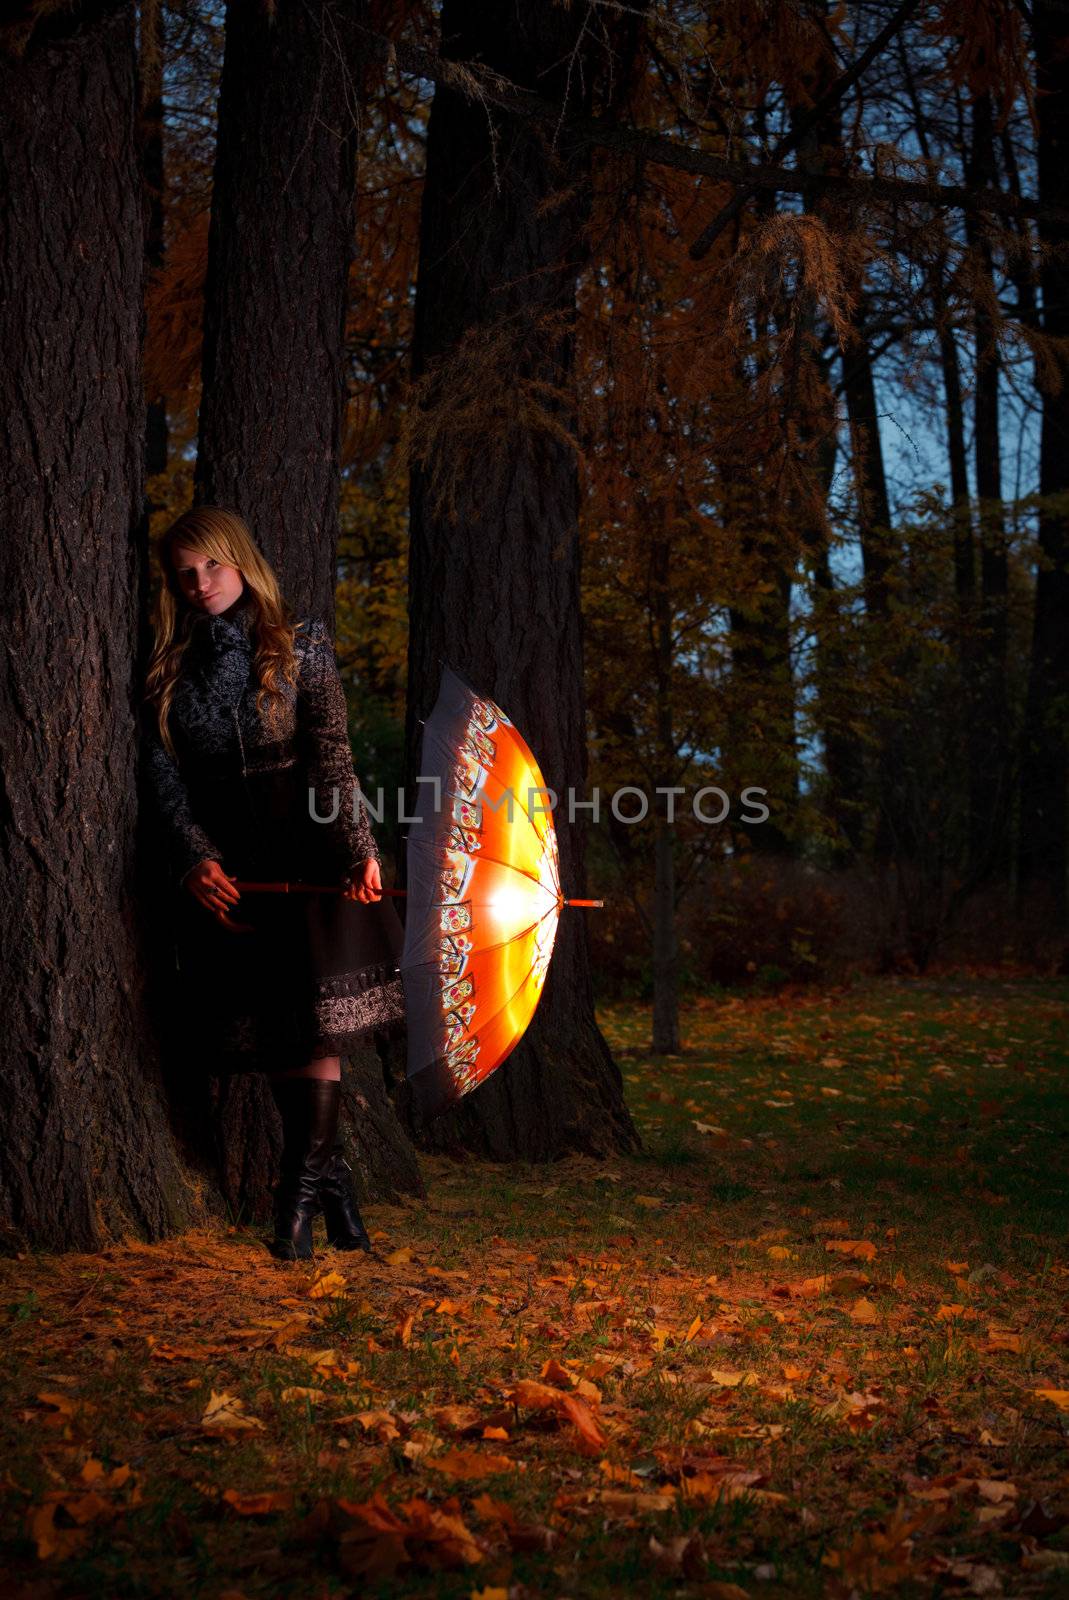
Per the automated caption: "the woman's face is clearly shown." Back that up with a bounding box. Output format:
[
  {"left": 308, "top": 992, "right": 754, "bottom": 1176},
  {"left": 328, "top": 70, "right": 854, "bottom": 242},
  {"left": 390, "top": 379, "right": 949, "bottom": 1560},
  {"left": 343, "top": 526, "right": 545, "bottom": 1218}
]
[{"left": 171, "top": 544, "right": 245, "bottom": 615}]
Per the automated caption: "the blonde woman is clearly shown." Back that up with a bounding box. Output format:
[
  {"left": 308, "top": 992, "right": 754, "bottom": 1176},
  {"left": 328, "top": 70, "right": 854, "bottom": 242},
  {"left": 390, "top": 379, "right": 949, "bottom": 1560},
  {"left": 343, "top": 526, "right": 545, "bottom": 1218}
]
[{"left": 142, "top": 506, "right": 405, "bottom": 1260}]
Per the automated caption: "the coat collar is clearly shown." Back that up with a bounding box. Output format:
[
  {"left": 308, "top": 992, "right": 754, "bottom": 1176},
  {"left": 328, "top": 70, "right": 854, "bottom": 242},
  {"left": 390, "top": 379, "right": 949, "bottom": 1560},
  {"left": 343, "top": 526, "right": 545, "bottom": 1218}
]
[{"left": 186, "top": 586, "right": 257, "bottom": 651}]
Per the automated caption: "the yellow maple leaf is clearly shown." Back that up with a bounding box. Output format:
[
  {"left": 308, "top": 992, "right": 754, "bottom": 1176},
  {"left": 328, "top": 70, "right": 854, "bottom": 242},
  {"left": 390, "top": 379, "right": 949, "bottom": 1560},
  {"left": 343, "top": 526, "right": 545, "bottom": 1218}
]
[{"left": 308, "top": 1271, "right": 347, "bottom": 1300}]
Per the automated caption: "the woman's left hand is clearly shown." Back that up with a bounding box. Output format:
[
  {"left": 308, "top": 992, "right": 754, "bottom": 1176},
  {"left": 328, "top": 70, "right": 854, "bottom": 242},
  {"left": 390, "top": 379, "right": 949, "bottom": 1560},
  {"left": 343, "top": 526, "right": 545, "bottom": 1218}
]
[{"left": 342, "top": 857, "right": 383, "bottom": 904}]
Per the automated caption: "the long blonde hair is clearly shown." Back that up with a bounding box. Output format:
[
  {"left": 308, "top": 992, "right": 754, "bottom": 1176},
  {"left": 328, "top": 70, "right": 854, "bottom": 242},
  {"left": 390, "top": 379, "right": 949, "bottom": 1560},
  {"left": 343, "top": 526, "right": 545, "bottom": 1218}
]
[{"left": 144, "top": 506, "right": 304, "bottom": 758}]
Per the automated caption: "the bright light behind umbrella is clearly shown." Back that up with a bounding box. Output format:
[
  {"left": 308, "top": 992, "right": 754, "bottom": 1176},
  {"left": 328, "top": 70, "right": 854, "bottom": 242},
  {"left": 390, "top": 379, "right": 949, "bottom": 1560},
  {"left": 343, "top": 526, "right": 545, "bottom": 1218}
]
[{"left": 399, "top": 665, "right": 600, "bottom": 1119}]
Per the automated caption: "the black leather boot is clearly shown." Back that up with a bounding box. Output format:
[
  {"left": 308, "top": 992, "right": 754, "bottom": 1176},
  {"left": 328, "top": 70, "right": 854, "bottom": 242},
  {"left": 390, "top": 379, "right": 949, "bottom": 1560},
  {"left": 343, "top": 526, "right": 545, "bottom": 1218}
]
[
  {"left": 319, "top": 1143, "right": 372, "bottom": 1252},
  {"left": 268, "top": 1077, "right": 338, "bottom": 1261}
]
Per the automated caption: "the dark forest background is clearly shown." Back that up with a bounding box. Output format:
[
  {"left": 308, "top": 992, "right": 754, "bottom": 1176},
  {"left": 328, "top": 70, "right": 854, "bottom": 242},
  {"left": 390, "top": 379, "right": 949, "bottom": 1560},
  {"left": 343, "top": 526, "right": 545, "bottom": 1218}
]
[{"left": 2, "top": 0, "right": 1068, "bottom": 1251}]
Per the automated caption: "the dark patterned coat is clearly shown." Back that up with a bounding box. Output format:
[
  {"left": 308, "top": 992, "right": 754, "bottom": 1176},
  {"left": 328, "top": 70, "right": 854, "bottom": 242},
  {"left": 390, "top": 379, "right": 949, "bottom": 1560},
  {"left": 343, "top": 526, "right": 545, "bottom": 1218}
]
[{"left": 142, "top": 588, "right": 405, "bottom": 1072}]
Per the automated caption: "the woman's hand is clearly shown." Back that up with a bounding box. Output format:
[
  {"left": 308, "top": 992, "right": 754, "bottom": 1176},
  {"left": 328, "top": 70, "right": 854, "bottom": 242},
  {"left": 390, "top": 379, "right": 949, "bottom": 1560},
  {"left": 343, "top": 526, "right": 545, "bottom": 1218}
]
[
  {"left": 342, "top": 857, "right": 383, "bottom": 904},
  {"left": 184, "top": 859, "right": 253, "bottom": 931}
]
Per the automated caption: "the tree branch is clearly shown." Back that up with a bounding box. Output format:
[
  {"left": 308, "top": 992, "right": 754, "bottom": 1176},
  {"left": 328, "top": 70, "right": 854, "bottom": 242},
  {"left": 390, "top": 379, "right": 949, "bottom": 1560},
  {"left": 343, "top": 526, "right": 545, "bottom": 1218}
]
[
  {"left": 357, "top": 23, "right": 1069, "bottom": 236},
  {"left": 689, "top": 0, "right": 926, "bottom": 259}
]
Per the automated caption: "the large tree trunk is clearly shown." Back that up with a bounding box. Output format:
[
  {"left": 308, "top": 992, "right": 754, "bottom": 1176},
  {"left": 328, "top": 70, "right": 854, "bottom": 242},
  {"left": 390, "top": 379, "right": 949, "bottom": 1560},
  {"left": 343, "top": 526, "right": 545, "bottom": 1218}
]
[
  {"left": 1019, "top": 7, "right": 1069, "bottom": 931},
  {"left": 0, "top": 0, "right": 199, "bottom": 1251},
  {"left": 399, "top": 0, "right": 639, "bottom": 1160},
  {"left": 195, "top": 0, "right": 356, "bottom": 626},
  {"left": 185, "top": 0, "right": 422, "bottom": 1216},
  {"left": 139, "top": 0, "right": 168, "bottom": 489}
]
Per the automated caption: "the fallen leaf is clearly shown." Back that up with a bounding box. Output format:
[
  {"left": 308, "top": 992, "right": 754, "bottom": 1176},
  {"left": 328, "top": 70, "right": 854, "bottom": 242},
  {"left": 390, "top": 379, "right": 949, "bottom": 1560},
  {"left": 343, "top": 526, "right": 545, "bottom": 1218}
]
[
  {"left": 354, "top": 1410, "right": 401, "bottom": 1443},
  {"left": 424, "top": 1449, "right": 515, "bottom": 1480},
  {"left": 308, "top": 1271, "right": 347, "bottom": 1300},
  {"left": 200, "top": 1391, "right": 265, "bottom": 1434},
  {"left": 509, "top": 1378, "right": 606, "bottom": 1453},
  {"left": 985, "top": 1328, "right": 1022, "bottom": 1353},
  {"left": 222, "top": 1489, "right": 292, "bottom": 1516},
  {"left": 826, "top": 1239, "right": 878, "bottom": 1261},
  {"left": 432, "top": 1404, "right": 483, "bottom": 1435}
]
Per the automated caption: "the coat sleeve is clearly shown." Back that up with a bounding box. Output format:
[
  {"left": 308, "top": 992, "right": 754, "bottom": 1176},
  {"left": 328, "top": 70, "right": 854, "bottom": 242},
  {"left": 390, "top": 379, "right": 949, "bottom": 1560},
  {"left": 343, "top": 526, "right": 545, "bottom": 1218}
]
[
  {"left": 296, "top": 619, "right": 381, "bottom": 875},
  {"left": 141, "top": 708, "right": 225, "bottom": 887}
]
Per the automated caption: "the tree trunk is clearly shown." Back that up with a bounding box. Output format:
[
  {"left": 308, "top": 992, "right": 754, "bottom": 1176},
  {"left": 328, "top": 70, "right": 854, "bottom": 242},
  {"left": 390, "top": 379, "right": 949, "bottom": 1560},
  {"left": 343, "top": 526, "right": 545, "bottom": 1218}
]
[
  {"left": 139, "top": 0, "right": 168, "bottom": 488},
  {"left": 965, "top": 85, "right": 1011, "bottom": 883},
  {"left": 195, "top": 0, "right": 357, "bottom": 626},
  {"left": 727, "top": 547, "right": 798, "bottom": 860},
  {"left": 186, "top": 0, "right": 422, "bottom": 1215},
  {"left": 841, "top": 296, "right": 893, "bottom": 624},
  {"left": 0, "top": 0, "right": 199, "bottom": 1251},
  {"left": 787, "top": 51, "right": 865, "bottom": 858},
  {"left": 1019, "top": 7, "right": 1069, "bottom": 929},
  {"left": 650, "top": 537, "right": 679, "bottom": 1054},
  {"left": 399, "top": 0, "right": 639, "bottom": 1160}
]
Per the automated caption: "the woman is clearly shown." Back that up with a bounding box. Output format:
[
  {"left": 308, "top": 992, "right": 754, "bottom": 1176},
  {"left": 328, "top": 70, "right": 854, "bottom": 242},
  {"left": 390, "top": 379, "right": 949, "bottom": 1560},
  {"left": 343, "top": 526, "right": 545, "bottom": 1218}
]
[{"left": 142, "top": 505, "right": 406, "bottom": 1262}]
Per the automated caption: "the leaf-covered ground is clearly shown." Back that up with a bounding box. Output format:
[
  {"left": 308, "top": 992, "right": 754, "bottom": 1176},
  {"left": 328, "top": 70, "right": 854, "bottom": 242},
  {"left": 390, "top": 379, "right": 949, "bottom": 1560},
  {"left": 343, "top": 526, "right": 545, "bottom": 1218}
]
[{"left": 2, "top": 976, "right": 1068, "bottom": 1598}]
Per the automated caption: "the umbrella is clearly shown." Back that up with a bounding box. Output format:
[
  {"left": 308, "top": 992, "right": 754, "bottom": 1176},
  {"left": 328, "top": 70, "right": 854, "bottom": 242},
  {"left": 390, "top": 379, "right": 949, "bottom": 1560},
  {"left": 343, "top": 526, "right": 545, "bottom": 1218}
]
[
  {"left": 399, "top": 665, "right": 600, "bottom": 1118},
  {"left": 234, "top": 664, "right": 601, "bottom": 1117}
]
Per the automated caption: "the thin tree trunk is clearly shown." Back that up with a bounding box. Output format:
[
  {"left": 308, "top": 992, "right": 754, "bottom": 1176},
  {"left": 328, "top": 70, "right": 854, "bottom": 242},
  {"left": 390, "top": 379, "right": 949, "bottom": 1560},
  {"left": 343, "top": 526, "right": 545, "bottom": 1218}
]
[
  {"left": 787, "top": 38, "right": 865, "bottom": 857},
  {"left": 965, "top": 85, "right": 1011, "bottom": 882},
  {"left": 189, "top": 0, "right": 422, "bottom": 1215},
  {"left": 841, "top": 296, "right": 893, "bottom": 624},
  {"left": 0, "top": 0, "right": 198, "bottom": 1251},
  {"left": 650, "top": 537, "right": 679, "bottom": 1054},
  {"left": 400, "top": 0, "right": 639, "bottom": 1160},
  {"left": 1019, "top": 6, "right": 1069, "bottom": 928},
  {"left": 723, "top": 174, "right": 798, "bottom": 860}
]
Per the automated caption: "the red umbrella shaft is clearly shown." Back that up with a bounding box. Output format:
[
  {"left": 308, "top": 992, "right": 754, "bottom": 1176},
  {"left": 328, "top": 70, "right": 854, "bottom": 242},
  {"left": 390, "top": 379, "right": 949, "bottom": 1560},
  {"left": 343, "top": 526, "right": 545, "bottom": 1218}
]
[
  {"left": 232, "top": 881, "right": 604, "bottom": 906},
  {"left": 232, "top": 880, "right": 407, "bottom": 896}
]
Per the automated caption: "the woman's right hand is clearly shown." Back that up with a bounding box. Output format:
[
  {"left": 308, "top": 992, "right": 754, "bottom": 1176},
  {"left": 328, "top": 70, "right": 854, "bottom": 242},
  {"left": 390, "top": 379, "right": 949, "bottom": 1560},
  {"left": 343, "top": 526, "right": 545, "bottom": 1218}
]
[{"left": 184, "top": 859, "right": 253, "bottom": 931}]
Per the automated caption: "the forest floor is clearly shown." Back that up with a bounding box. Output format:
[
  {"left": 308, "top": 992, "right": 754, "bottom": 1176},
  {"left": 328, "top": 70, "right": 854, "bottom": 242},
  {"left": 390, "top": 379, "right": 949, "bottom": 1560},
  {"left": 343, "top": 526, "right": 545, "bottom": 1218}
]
[{"left": 1, "top": 974, "right": 1068, "bottom": 1599}]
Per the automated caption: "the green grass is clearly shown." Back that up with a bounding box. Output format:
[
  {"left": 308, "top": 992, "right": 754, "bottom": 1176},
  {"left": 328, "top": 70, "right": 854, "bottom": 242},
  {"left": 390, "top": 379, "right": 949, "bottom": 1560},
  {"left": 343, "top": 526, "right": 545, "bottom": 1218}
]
[{"left": 0, "top": 974, "right": 1066, "bottom": 1597}]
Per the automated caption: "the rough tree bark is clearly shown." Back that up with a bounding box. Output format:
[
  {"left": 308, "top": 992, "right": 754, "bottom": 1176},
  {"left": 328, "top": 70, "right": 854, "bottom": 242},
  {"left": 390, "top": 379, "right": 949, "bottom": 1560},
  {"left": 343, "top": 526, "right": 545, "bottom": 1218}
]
[
  {"left": 0, "top": 0, "right": 199, "bottom": 1251},
  {"left": 1019, "top": 5, "right": 1069, "bottom": 933},
  {"left": 398, "top": 0, "right": 639, "bottom": 1160},
  {"left": 175, "top": 0, "right": 422, "bottom": 1216},
  {"left": 139, "top": 0, "right": 169, "bottom": 489}
]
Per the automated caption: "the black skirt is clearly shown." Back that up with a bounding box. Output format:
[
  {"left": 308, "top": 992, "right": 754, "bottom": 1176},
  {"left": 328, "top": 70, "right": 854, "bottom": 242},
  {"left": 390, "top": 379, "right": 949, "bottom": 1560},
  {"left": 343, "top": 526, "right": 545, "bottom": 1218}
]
[{"left": 168, "top": 763, "right": 406, "bottom": 1075}]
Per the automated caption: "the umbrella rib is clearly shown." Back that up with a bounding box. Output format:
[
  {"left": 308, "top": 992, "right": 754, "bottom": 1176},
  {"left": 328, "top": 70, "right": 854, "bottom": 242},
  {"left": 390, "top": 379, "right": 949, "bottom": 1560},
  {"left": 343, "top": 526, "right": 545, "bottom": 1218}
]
[
  {"left": 437, "top": 931, "right": 552, "bottom": 1075},
  {"left": 419, "top": 730, "right": 556, "bottom": 849},
  {"left": 407, "top": 838, "right": 559, "bottom": 894},
  {"left": 404, "top": 897, "right": 562, "bottom": 966}
]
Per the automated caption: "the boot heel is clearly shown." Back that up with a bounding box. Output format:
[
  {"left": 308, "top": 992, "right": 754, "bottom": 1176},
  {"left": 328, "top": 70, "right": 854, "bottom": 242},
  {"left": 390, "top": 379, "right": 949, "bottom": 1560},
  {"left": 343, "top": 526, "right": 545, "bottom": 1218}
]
[
  {"left": 268, "top": 1078, "right": 340, "bottom": 1261},
  {"left": 320, "top": 1148, "right": 372, "bottom": 1252}
]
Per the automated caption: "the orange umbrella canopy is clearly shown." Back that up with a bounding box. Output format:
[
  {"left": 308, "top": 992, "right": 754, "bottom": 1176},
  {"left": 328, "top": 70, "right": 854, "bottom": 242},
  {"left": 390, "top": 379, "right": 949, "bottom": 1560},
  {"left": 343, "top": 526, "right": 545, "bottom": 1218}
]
[{"left": 400, "top": 666, "right": 584, "bottom": 1118}]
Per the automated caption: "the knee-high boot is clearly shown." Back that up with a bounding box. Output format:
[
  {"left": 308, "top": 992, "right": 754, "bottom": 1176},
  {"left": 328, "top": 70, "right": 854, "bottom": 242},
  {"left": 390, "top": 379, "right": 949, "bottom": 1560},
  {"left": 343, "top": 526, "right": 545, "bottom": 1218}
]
[
  {"left": 319, "top": 1127, "right": 372, "bottom": 1253},
  {"left": 267, "top": 1077, "right": 337, "bottom": 1261}
]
